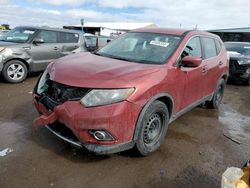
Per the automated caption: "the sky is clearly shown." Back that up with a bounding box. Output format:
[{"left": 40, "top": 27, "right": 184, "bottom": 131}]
[{"left": 0, "top": 0, "right": 250, "bottom": 30}]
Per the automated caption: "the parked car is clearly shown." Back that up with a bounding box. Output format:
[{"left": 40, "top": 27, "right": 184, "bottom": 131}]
[
  {"left": 224, "top": 42, "right": 250, "bottom": 85},
  {"left": 0, "top": 30, "right": 9, "bottom": 37},
  {"left": 33, "top": 28, "right": 229, "bottom": 155},
  {"left": 0, "top": 26, "right": 98, "bottom": 83}
]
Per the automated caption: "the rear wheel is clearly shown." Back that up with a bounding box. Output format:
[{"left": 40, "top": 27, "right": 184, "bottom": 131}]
[
  {"left": 206, "top": 79, "right": 225, "bottom": 109},
  {"left": 135, "top": 100, "right": 169, "bottom": 156},
  {"left": 2, "top": 60, "right": 28, "bottom": 83}
]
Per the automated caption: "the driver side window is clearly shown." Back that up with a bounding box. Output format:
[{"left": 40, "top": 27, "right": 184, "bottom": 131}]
[
  {"left": 36, "top": 30, "right": 57, "bottom": 43},
  {"left": 181, "top": 37, "right": 202, "bottom": 59}
]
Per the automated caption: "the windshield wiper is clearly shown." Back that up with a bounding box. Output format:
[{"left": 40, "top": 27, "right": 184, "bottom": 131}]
[
  {"left": 92, "top": 51, "right": 101, "bottom": 56},
  {"left": 101, "top": 53, "right": 132, "bottom": 62}
]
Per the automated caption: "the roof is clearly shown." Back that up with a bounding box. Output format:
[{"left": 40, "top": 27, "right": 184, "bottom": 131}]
[
  {"left": 66, "top": 22, "right": 157, "bottom": 30},
  {"left": 132, "top": 27, "right": 190, "bottom": 36},
  {"left": 208, "top": 27, "right": 250, "bottom": 33},
  {"left": 15, "top": 26, "right": 83, "bottom": 34}
]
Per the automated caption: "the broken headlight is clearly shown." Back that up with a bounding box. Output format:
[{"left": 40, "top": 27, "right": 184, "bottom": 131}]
[
  {"left": 80, "top": 88, "right": 135, "bottom": 107},
  {"left": 37, "top": 69, "right": 49, "bottom": 95}
]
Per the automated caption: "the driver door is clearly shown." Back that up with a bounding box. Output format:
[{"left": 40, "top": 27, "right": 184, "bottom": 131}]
[
  {"left": 178, "top": 37, "right": 205, "bottom": 109},
  {"left": 29, "top": 30, "right": 60, "bottom": 71}
]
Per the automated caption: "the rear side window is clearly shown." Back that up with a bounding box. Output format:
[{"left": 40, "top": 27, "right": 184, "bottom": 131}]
[
  {"left": 59, "top": 32, "right": 79, "bottom": 43},
  {"left": 202, "top": 37, "right": 217, "bottom": 59},
  {"left": 36, "top": 30, "right": 57, "bottom": 43},
  {"left": 181, "top": 37, "right": 202, "bottom": 58},
  {"left": 215, "top": 39, "right": 222, "bottom": 55}
]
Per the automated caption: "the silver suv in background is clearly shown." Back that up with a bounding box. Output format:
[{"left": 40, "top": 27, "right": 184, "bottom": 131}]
[{"left": 0, "top": 26, "right": 98, "bottom": 83}]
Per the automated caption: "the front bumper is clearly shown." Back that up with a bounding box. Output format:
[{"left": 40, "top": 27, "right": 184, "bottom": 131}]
[
  {"left": 229, "top": 60, "right": 250, "bottom": 81},
  {"left": 33, "top": 95, "right": 141, "bottom": 154},
  {"left": 229, "top": 70, "right": 250, "bottom": 81}
]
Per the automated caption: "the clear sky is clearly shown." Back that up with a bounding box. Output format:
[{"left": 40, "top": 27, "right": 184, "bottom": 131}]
[{"left": 1, "top": 0, "right": 250, "bottom": 30}]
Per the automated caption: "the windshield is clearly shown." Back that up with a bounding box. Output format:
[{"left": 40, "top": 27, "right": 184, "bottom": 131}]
[
  {"left": 97, "top": 32, "right": 181, "bottom": 64},
  {"left": 225, "top": 42, "right": 250, "bottom": 56},
  {"left": 0, "top": 27, "right": 36, "bottom": 43}
]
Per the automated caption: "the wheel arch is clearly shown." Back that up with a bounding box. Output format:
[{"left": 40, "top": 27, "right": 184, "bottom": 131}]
[
  {"left": 221, "top": 73, "right": 228, "bottom": 82},
  {"left": 133, "top": 93, "right": 174, "bottom": 141},
  {"left": 4, "top": 58, "right": 30, "bottom": 72}
]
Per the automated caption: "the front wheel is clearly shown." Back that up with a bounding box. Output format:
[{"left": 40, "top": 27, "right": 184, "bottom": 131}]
[
  {"left": 206, "top": 79, "right": 225, "bottom": 109},
  {"left": 135, "top": 100, "right": 169, "bottom": 156},
  {"left": 2, "top": 60, "right": 28, "bottom": 83}
]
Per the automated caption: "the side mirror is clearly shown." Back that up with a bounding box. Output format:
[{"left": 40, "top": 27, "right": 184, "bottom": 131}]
[
  {"left": 181, "top": 56, "right": 202, "bottom": 67},
  {"left": 33, "top": 38, "right": 44, "bottom": 45}
]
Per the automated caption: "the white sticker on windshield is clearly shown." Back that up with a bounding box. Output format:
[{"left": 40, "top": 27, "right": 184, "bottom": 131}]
[
  {"left": 23, "top": 30, "right": 35, "bottom": 34},
  {"left": 244, "top": 46, "right": 250, "bottom": 49},
  {"left": 150, "top": 41, "right": 169, "bottom": 47}
]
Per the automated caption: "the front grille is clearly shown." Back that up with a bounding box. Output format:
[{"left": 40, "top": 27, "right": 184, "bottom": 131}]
[
  {"left": 42, "top": 80, "right": 90, "bottom": 103},
  {"left": 229, "top": 59, "right": 249, "bottom": 73},
  {"left": 38, "top": 79, "right": 90, "bottom": 110}
]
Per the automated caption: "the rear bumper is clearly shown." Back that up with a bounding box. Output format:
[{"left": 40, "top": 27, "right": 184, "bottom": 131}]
[{"left": 33, "top": 95, "right": 141, "bottom": 154}]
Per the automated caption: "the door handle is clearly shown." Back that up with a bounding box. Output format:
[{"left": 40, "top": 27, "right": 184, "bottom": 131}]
[
  {"left": 202, "top": 66, "right": 208, "bottom": 74},
  {"left": 219, "top": 61, "right": 223, "bottom": 65},
  {"left": 53, "top": 46, "right": 59, "bottom": 50}
]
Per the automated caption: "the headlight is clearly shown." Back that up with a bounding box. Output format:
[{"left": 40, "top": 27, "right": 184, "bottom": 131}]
[
  {"left": 37, "top": 69, "right": 49, "bottom": 94},
  {"left": 80, "top": 88, "right": 135, "bottom": 107},
  {"left": 0, "top": 47, "right": 5, "bottom": 52},
  {"left": 238, "top": 59, "right": 250, "bottom": 65}
]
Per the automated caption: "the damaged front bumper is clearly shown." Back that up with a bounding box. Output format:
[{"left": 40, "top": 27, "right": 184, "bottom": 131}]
[{"left": 32, "top": 95, "right": 141, "bottom": 154}]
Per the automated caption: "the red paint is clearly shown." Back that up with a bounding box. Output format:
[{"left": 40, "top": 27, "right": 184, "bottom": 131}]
[{"left": 33, "top": 28, "right": 228, "bottom": 150}]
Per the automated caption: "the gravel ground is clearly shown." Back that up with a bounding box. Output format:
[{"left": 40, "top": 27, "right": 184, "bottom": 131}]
[{"left": 0, "top": 76, "right": 249, "bottom": 188}]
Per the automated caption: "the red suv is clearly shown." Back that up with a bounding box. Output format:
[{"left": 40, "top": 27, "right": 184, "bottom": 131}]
[{"left": 33, "top": 28, "right": 228, "bottom": 156}]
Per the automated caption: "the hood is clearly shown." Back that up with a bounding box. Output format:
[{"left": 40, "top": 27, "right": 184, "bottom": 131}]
[
  {"left": 228, "top": 51, "right": 250, "bottom": 60},
  {"left": 0, "top": 41, "right": 20, "bottom": 47},
  {"left": 48, "top": 52, "right": 162, "bottom": 88}
]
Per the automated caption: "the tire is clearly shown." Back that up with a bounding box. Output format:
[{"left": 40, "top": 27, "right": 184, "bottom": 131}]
[
  {"left": 2, "top": 60, "right": 28, "bottom": 83},
  {"left": 242, "top": 76, "right": 250, "bottom": 86},
  {"left": 135, "top": 100, "right": 169, "bottom": 156},
  {"left": 206, "top": 79, "right": 225, "bottom": 109}
]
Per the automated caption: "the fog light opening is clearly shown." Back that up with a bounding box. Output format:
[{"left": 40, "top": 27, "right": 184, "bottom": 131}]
[{"left": 89, "top": 130, "right": 114, "bottom": 141}]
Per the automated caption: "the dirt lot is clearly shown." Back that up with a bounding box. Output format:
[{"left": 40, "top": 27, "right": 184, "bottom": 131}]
[{"left": 0, "top": 76, "right": 249, "bottom": 188}]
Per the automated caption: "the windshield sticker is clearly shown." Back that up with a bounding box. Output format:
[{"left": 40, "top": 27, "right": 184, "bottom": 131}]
[
  {"left": 244, "top": 46, "right": 250, "bottom": 49},
  {"left": 150, "top": 41, "right": 169, "bottom": 47},
  {"left": 23, "top": 30, "right": 35, "bottom": 34}
]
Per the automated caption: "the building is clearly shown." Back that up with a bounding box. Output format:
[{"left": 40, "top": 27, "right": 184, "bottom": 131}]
[
  {"left": 209, "top": 27, "right": 250, "bottom": 42},
  {"left": 63, "top": 22, "right": 157, "bottom": 37},
  {"left": 0, "top": 24, "right": 10, "bottom": 30}
]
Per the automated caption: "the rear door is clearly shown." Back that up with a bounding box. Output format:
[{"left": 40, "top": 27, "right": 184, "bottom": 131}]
[
  {"left": 201, "top": 37, "right": 222, "bottom": 96},
  {"left": 29, "top": 30, "right": 59, "bottom": 71},
  {"left": 177, "top": 36, "right": 205, "bottom": 109},
  {"left": 58, "top": 32, "right": 80, "bottom": 57}
]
